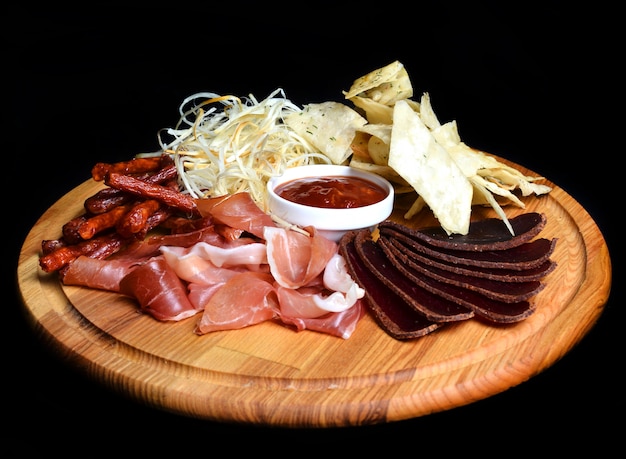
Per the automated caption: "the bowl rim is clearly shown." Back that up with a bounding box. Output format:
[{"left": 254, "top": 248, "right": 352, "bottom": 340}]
[{"left": 267, "top": 164, "right": 394, "bottom": 231}]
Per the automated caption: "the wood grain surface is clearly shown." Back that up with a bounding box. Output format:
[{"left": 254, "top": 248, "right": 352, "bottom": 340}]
[{"left": 17, "top": 159, "right": 611, "bottom": 428}]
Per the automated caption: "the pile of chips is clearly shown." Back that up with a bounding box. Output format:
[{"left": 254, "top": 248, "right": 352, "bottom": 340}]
[{"left": 284, "top": 61, "right": 552, "bottom": 236}]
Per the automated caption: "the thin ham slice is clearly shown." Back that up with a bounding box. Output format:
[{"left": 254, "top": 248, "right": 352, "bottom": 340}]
[
  {"left": 160, "top": 246, "right": 242, "bottom": 285},
  {"left": 184, "top": 241, "right": 268, "bottom": 269},
  {"left": 276, "top": 284, "right": 361, "bottom": 318},
  {"left": 195, "top": 192, "right": 276, "bottom": 239},
  {"left": 279, "top": 299, "right": 365, "bottom": 339},
  {"left": 187, "top": 282, "right": 225, "bottom": 311},
  {"left": 265, "top": 226, "right": 338, "bottom": 289},
  {"left": 60, "top": 255, "right": 144, "bottom": 292},
  {"left": 119, "top": 256, "right": 201, "bottom": 321},
  {"left": 111, "top": 226, "right": 228, "bottom": 261},
  {"left": 195, "top": 271, "right": 279, "bottom": 334}
]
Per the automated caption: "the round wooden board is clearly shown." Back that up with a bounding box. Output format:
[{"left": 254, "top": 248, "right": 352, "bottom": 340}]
[{"left": 17, "top": 159, "right": 611, "bottom": 428}]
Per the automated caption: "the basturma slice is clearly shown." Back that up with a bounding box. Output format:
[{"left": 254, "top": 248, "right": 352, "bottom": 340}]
[
  {"left": 378, "top": 212, "right": 547, "bottom": 251},
  {"left": 352, "top": 230, "right": 474, "bottom": 323},
  {"left": 339, "top": 231, "right": 442, "bottom": 340},
  {"left": 378, "top": 235, "right": 546, "bottom": 303},
  {"left": 381, "top": 227, "right": 557, "bottom": 271},
  {"left": 382, "top": 242, "right": 557, "bottom": 283},
  {"left": 376, "top": 236, "right": 538, "bottom": 322}
]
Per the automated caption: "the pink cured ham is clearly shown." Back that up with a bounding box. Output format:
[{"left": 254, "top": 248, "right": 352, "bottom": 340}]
[
  {"left": 180, "top": 241, "right": 268, "bottom": 269},
  {"left": 111, "top": 225, "right": 252, "bottom": 261},
  {"left": 195, "top": 192, "right": 277, "bottom": 239},
  {"left": 187, "top": 282, "right": 225, "bottom": 311},
  {"left": 279, "top": 299, "right": 365, "bottom": 339},
  {"left": 119, "top": 256, "right": 201, "bottom": 321},
  {"left": 160, "top": 246, "right": 243, "bottom": 285},
  {"left": 265, "top": 226, "right": 338, "bottom": 289},
  {"left": 276, "top": 278, "right": 363, "bottom": 318},
  {"left": 195, "top": 271, "right": 279, "bottom": 334},
  {"left": 60, "top": 255, "right": 144, "bottom": 292}
]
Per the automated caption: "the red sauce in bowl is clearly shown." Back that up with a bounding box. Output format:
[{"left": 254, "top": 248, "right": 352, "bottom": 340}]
[{"left": 275, "top": 176, "right": 388, "bottom": 209}]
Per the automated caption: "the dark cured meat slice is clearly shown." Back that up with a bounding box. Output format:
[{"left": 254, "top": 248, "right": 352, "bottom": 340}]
[
  {"left": 378, "top": 212, "right": 546, "bottom": 251},
  {"left": 384, "top": 243, "right": 557, "bottom": 282},
  {"left": 375, "top": 236, "right": 537, "bottom": 322},
  {"left": 381, "top": 227, "right": 557, "bottom": 270},
  {"left": 339, "top": 231, "right": 441, "bottom": 340},
  {"left": 119, "top": 256, "right": 200, "bottom": 321},
  {"left": 378, "top": 234, "right": 546, "bottom": 303},
  {"left": 352, "top": 230, "right": 474, "bottom": 322}
]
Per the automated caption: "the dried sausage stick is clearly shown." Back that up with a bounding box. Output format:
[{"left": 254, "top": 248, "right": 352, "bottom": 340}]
[
  {"left": 83, "top": 232, "right": 126, "bottom": 259},
  {"left": 136, "top": 207, "right": 173, "bottom": 239},
  {"left": 41, "top": 238, "right": 67, "bottom": 255},
  {"left": 39, "top": 232, "right": 125, "bottom": 273},
  {"left": 116, "top": 199, "right": 161, "bottom": 238},
  {"left": 84, "top": 188, "right": 133, "bottom": 214},
  {"left": 62, "top": 214, "right": 89, "bottom": 244},
  {"left": 105, "top": 172, "right": 199, "bottom": 216},
  {"left": 161, "top": 215, "right": 214, "bottom": 234},
  {"left": 77, "top": 204, "right": 132, "bottom": 240},
  {"left": 146, "top": 163, "right": 178, "bottom": 184},
  {"left": 85, "top": 164, "right": 178, "bottom": 214},
  {"left": 39, "top": 246, "right": 82, "bottom": 272},
  {"left": 91, "top": 156, "right": 163, "bottom": 181},
  {"left": 145, "top": 207, "right": 172, "bottom": 228}
]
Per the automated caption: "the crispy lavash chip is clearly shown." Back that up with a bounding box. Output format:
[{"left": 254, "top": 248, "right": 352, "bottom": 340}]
[
  {"left": 349, "top": 96, "right": 420, "bottom": 125},
  {"left": 417, "top": 92, "right": 441, "bottom": 131},
  {"left": 446, "top": 143, "right": 553, "bottom": 197},
  {"left": 404, "top": 195, "right": 427, "bottom": 219},
  {"left": 348, "top": 158, "right": 410, "bottom": 187},
  {"left": 431, "top": 121, "right": 462, "bottom": 148},
  {"left": 431, "top": 120, "right": 461, "bottom": 148},
  {"left": 356, "top": 123, "right": 391, "bottom": 166},
  {"left": 284, "top": 101, "right": 367, "bottom": 165},
  {"left": 389, "top": 100, "right": 473, "bottom": 235},
  {"left": 470, "top": 175, "right": 525, "bottom": 207},
  {"left": 367, "top": 136, "right": 389, "bottom": 166},
  {"left": 470, "top": 178, "right": 514, "bottom": 235},
  {"left": 349, "top": 96, "right": 394, "bottom": 124},
  {"left": 358, "top": 123, "right": 392, "bottom": 144},
  {"left": 349, "top": 130, "right": 372, "bottom": 162},
  {"left": 343, "top": 60, "right": 413, "bottom": 105}
]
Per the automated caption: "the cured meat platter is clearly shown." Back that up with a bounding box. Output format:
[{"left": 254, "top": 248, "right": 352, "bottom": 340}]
[{"left": 17, "top": 157, "right": 611, "bottom": 428}]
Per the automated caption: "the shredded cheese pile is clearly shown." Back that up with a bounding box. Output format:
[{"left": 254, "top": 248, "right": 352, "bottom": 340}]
[{"left": 151, "top": 88, "right": 331, "bottom": 211}]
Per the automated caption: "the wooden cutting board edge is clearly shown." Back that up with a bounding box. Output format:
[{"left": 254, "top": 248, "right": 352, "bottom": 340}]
[{"left": 16, "top": 167, "right": 612, "bottom": 428}]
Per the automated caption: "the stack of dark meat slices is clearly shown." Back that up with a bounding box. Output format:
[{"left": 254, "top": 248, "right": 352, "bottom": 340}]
[{"left": 339, "top": 212, "right": 558, "bottom": 340}]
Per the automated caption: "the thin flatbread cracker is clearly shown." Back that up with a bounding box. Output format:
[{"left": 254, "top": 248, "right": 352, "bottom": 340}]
[
  {"left": 388, "top": 100, "right": 473, "bottom": 235},
  {"left": 284, "top": 101, "right": 367, "bottom": 165},
  {"left": 343, "top": 60, "right": 413, "bottom": 104}
]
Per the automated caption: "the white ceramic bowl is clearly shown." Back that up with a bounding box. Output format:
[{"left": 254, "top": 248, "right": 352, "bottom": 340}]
[{"left": 267, "top": 164, "right": 394, "bottom": 242}]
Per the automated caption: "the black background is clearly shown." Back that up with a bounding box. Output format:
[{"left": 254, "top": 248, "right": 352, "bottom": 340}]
[{"left": 6, "top": 3, "right": 621, "bottom": 455}]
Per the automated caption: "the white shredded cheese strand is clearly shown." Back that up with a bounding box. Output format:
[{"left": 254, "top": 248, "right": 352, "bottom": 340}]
[{"left": 154, "top": 88, "right": 330, "bottom": 211}]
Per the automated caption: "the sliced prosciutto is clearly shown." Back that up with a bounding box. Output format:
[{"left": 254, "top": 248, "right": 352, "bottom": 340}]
[
  {"left": 195, "top": 271, "right": 279, "bottom": 334},
  {"left": 119, "top": 256, "right": 201, "bottom": 321},
  {"left": 265, "top": 225, "right": 338, "bottom": 289},
  {"left": 182, "top": 240, "right": 268, "bottom": 269},
  {"left": 111, "top": 225, "right": 231, "bottom": 261},
  {"left": 276, "top": 285, "right": 358, "bottom": 318},
  {"left": 195, "top": 192, "right": 276, "bottom": 239},
  {"left": 279, "top": 299, "right": 365, "bottom": 339},
  {"left": 159, "top": 245, "right": 247, "bottom": 285},
  {"left": 60, "top": 255, "right": 144, "bottom": 292},
  {"left": 187, "top": 282, "right": 226, "bottom": 312}
]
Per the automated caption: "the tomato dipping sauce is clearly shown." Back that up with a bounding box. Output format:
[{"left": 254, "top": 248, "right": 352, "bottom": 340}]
[{"left": 275, "top": 176, "right": 388, "bottom": 209}]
